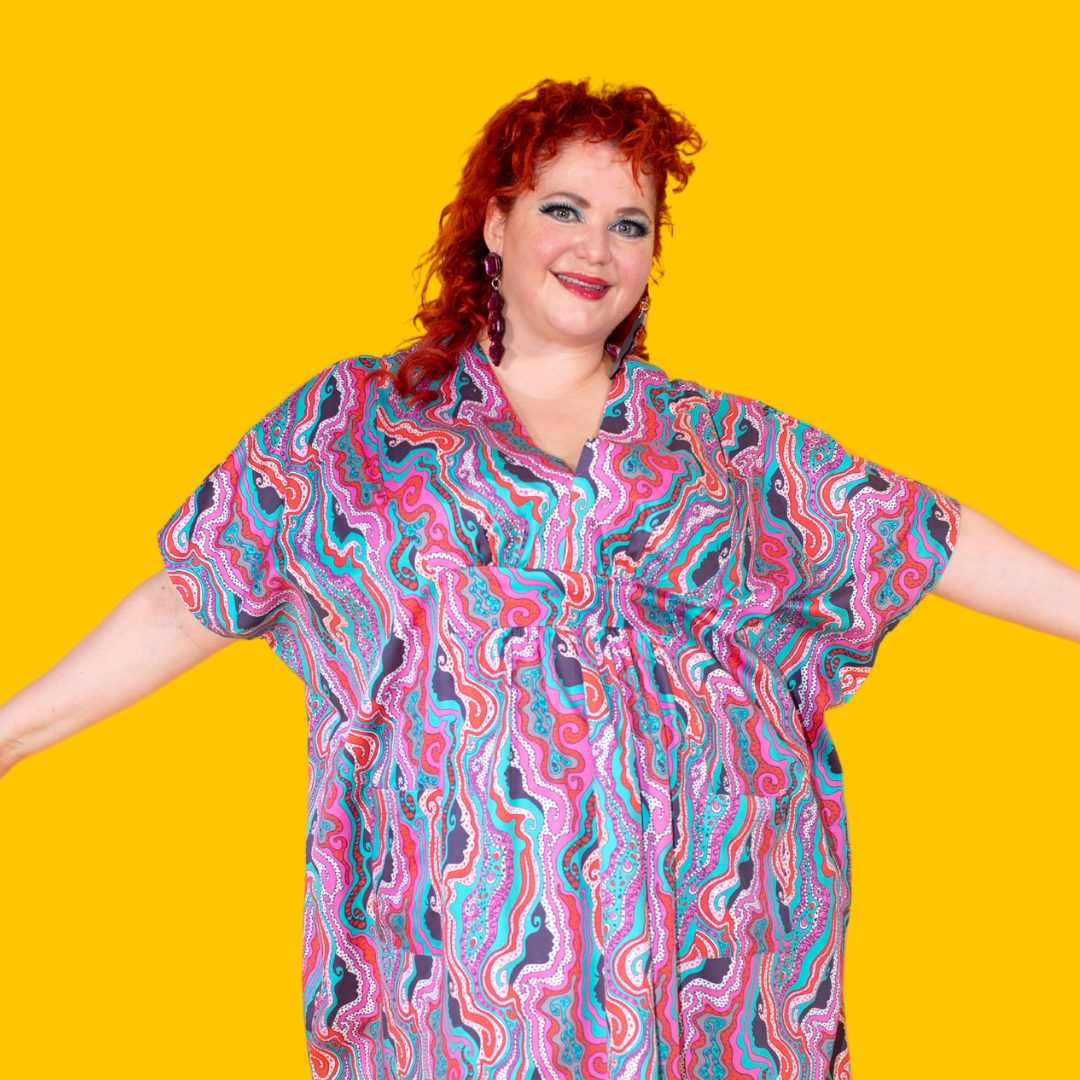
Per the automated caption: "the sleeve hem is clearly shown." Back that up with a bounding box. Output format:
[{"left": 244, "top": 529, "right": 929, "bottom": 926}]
[{"left": 158, "top": 541, "right": 241, "bottom": 641}]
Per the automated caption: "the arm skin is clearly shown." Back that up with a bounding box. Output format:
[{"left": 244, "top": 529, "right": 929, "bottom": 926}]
[
  {"left": 932, "top": 505, "right": 1080, "bottom": 643},
  {"left": 0, "top": 570, "right": 231, "bottom": 780},
  {"left": 0, "top": 507, "right": 1076, "bottom": 781}
]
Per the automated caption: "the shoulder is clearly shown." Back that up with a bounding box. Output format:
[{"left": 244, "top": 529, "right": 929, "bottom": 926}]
[
  {"left": 304, "top": 351, "right": 400, "bottom": 401},
  {"left": 637, "top": 365, "right": 861, "bottom": 495},
  {"left": 633, "top": 361, "right": 803, "bottom": 467},
  {"left": 631, "top": 361, "right": 774, "bottom": 425},
  {"left": 245, "top": 350, "right": 408, "bottom": 464},
  {"left": 282, "top": 350, "right": 408, "bottom": 421}
]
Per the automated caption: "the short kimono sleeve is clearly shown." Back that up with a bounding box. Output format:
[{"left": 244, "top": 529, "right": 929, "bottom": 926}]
[
  {"left": 712, "top": 394, "right": 961, "bottom": 719},
  {"left": 158, "top": 385, "right": 311, "bottom": 640}
]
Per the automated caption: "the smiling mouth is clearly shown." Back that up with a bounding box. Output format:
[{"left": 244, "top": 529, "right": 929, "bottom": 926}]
[{"left": 554, "top": 272, "right": 613, "bottom": 298}]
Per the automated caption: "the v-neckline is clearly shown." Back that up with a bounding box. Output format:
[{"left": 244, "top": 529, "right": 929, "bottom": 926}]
[{"left": 461, "top": 341, "right": 635, "bottom": 480}]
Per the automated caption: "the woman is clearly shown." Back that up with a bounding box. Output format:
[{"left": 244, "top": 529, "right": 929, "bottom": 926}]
[{"left": 2, "top": 80, "right": 1077, "bottom": 1080}]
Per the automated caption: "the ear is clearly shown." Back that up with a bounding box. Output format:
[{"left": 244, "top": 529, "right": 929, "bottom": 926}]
[{"left": 483, "top": 196, "right": 506, "bottom": 254}]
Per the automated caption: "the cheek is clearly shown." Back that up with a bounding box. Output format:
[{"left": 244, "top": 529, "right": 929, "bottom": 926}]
[
  {"left": 504, "top": 234, "right": 567, "bottom": 295},
  {"left": 617, "top": 247, "right": 654, "bottom": 291}
]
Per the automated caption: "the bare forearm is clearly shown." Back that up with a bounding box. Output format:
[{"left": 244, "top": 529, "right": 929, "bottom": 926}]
[
  {"left": 933, "top": 506, "right": 1080, "bottom": 642},
  {"left": 0, "top": 570, "right": 232, "bottom": 776}
]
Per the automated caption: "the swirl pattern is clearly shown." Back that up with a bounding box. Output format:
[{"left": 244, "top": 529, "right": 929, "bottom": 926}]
[{"left": 160, "top": 344, "right": 957, "bottom": 1079}]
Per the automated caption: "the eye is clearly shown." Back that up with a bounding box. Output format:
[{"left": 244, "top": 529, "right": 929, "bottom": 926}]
[
  {"left": 612, "top": 218, "right": 650, "bottom": 239},
  {"left": 539, "top": 202, "right": 581, "bottom": 223}
]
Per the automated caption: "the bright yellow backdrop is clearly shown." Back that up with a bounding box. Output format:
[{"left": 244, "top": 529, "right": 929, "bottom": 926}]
[{"left": 1, "top": 3, "right": 1077, "bottom": 1077}]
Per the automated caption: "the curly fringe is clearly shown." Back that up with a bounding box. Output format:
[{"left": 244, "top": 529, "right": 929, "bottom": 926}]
[{"left": 394, "top": 79, "right": 704, "bottom": 401}]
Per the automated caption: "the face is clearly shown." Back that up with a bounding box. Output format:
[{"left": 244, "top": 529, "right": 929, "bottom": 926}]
[{"left": 483, "top": 139, "right": 656, "bottom": 354}]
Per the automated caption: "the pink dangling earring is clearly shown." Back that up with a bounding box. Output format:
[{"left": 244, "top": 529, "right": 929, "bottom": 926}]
[{"left": 483, "top": 251, "right": 505, "bottom": 366}]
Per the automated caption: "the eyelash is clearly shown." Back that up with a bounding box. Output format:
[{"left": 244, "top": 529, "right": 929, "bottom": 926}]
[{"left": 539, "top": 202, "right": 650, "bottom": 239}]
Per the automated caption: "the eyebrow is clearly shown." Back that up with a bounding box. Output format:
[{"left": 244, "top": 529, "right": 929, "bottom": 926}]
[{"left": 542, "top": 190, "right": 653, "bottom": 219}]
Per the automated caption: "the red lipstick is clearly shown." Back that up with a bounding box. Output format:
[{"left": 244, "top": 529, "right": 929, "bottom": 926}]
[{"left": 553, "top": 271, "right": 612, "bottom": 301}]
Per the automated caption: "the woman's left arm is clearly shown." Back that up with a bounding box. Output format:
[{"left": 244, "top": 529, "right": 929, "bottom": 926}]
[{"left": 932, "top": 506, "right": 1080, "bottom": 642}]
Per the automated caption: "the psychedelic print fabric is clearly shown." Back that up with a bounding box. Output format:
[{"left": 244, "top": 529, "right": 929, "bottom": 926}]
[{"left": 160, "top": 345, "right": 958, "bottom": 1080}]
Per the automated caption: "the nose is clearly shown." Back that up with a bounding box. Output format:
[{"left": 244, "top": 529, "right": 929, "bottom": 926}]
[{"left": 574, "top": 220, "right": 613, "bottom": 266}]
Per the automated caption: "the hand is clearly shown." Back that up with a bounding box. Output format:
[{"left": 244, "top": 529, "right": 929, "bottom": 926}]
[
  {"left": 0, "top": 570, "right": 232, "bottom": 778},
  {"left": 932, "top": 506, "right": 1080, "bottom": 642}
]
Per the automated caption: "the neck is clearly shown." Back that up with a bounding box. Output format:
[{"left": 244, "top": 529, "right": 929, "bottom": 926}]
[
  {"left": 482, "top": 332, "right": 613, "bottom": 400},
  {"left": 478, "top": 330, "right": 618, "bottom": 472}
]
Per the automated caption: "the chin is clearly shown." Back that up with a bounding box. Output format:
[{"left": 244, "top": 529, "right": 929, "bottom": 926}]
[{"left": 543, "top": 311, "right": 617, "bottom": 346}]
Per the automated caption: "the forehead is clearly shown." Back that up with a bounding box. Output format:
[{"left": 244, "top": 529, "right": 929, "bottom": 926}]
[{"left": 532, "top": 139, "right": 656, "bottom": 211}]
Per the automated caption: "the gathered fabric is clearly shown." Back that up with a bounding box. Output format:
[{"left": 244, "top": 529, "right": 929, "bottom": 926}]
[{"left": 160, "top": 344, "right": 957, "bottom": 1080}]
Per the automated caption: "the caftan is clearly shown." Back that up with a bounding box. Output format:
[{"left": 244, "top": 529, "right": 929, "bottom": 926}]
[{"left": 160, "top": 344, "right": 958, "bottom": 1080}]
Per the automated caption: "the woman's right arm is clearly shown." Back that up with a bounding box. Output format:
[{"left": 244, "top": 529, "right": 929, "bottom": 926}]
[{"left": 0, "top": 570, "right": 233, "bottom": 779}]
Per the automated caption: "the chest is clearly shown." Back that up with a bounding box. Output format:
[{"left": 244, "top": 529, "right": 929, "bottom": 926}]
[{"left": 318, "top": 389, "right": 749, "bottom": 598}]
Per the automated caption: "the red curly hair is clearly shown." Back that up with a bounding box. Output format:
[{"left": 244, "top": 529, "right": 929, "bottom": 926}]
[{"left": 394, "top": 79, "right": 704, "bottom": 401}]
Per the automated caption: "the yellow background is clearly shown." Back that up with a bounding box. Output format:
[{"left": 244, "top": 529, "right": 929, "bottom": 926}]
[{"left": 2, "top": 2, "right": 1077, "bottom": 1077}]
